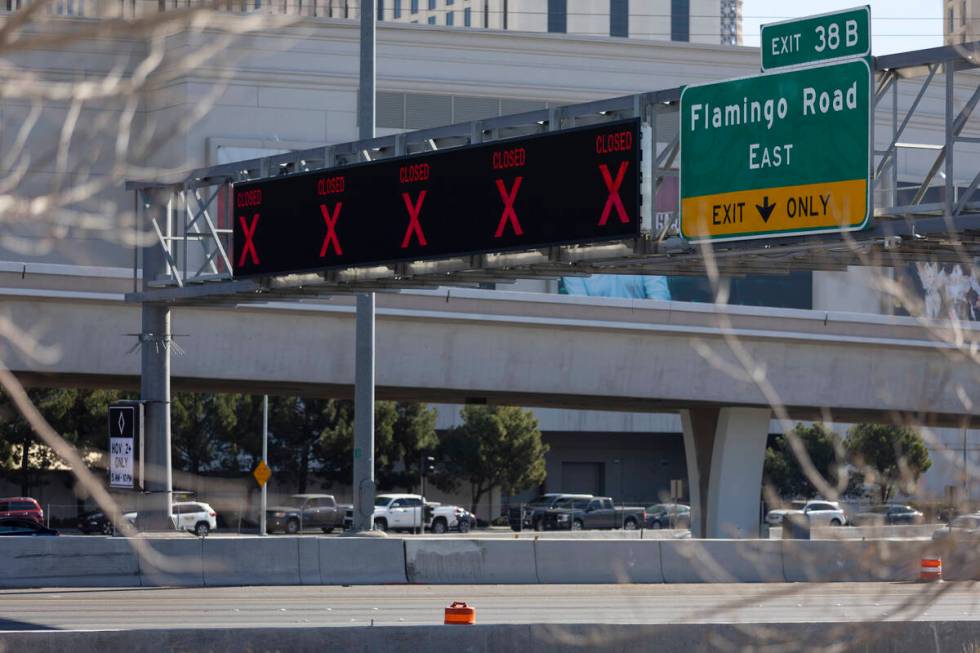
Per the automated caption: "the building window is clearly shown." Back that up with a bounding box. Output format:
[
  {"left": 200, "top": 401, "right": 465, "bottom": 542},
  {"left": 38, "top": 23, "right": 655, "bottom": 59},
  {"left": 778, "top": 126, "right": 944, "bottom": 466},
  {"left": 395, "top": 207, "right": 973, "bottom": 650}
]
[
  {"left": 609, "top": 0, "right": 628, "bottom": 37},
  {"left": 464, "top": 5, "right": 471, "bottom": 26},
  {"left": 377, "top": 0, "right": 383, "bottom": 19},
  {"left": 427, "top": 14, "right": 435, "bottom": 23},
  {"left": 446, "top": 0, "right": 452, "bottom": 4},
  {"left": 484, "top": 0, "right": 489, "bottom": 27},
  {"left": 671, "top": 0, "right": 690, "bottom": 41},
  {"left": 427, "top": 0, "right": 434, "bottom": 9},
  {"left": 547, "top": 0, "right": 566, "bottom": 33},
  {"left": 962, "top": 0, "right": 967, "bottom": 26},
  {"left": 949, "top": 7, "right": 954, "bottom": 32},
  {"left": 411, "top": 0, "right": 417, "bottom": 12},
  {"left": 446, "top": 9, "right": 453, "bottom": 24},
  {"left": 393, "top": 0, "right": 400, "bottom": 17},
  {"left": 503, "top": 0, "right": 508, "bottom": 28}
]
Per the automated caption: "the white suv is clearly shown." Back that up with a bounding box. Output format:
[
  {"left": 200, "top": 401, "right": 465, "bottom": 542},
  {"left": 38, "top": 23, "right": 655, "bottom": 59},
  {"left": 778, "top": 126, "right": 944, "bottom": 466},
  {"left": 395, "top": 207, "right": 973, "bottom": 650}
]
[
  {"left": 766, "top": 500, "right": 847, "bottom": 527},
  {"left": 124, "top": 501, "right": 218, "bottom": 536}
]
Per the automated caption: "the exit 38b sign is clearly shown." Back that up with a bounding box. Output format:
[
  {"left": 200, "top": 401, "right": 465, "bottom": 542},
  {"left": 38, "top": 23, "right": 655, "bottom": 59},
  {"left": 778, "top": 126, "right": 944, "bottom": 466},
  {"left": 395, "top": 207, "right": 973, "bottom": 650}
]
[{"left": 233, "top": 119, "right": 640, "bottom": 277}]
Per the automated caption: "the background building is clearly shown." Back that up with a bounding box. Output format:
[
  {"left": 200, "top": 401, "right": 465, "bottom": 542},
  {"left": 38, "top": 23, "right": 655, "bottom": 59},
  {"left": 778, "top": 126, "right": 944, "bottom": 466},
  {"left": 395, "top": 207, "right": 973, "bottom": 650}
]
[
  {"left": 944, "top": 0, "right": 979, "bottom": 44},
  {"left": 382, "top": 0, "right": 742, "bottom": 45}
]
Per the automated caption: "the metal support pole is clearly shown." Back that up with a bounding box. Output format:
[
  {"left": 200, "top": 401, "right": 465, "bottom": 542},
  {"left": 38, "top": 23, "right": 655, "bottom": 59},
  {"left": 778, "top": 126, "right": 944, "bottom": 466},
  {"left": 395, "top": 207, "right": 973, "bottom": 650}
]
[
  {"left": 260, "top": 395, "right": 268, "bottom": 536},
  {"left": 140, "top": 195, "right": 173, "bottom": 531},
  {"left": 351, "top": 0, "right": 377, "bottom": 534},
  {"left": 945, "top": 65, "right": 955, "bottom": 217},
  {"left": 352, "top": 292, "right": 376, "bottom": 532},
  {"left": 358, "top": 0, "right": 375, "bottom": 143}
]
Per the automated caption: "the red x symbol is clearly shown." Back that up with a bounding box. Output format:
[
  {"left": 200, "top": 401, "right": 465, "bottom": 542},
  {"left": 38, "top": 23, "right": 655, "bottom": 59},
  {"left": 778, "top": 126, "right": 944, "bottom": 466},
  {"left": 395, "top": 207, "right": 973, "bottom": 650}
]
[
  {"left": 598, "top": 161, "right": 630, "bottom": 225},
  {"left": 400, "top": 191, "right": 428, "bottom": 249},
  {"left": 494, "top": 177, "right": 524, "bottom": 238},
  {"left": 319, "top": 203, "right": 343, "bottom": 256},
  {"left": 238, "top": 213, "right": 260, "bottom": 267}
]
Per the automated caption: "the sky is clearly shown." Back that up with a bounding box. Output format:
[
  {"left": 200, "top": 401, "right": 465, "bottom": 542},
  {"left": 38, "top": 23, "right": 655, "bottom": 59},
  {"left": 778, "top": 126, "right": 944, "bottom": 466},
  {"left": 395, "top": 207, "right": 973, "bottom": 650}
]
[{"left": 741, "top": 1, "right": 944, "bottom": 55}]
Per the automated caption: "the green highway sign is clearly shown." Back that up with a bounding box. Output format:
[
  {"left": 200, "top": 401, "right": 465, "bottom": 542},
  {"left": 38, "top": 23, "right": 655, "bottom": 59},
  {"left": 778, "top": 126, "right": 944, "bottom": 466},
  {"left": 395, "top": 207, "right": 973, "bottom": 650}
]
[
  {"left": 761, "top": 6, "right": 870, "bottom": 71},
  {"left": 680, "top": 58, "right": 871, "bottom": 243}
]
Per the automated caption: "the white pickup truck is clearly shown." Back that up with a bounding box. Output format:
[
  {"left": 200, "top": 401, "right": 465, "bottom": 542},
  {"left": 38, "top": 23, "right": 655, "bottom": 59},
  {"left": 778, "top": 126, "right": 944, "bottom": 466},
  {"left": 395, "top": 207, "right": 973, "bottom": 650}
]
[{"left": 371, "top": 493, "right": 470, "bottom": 533}]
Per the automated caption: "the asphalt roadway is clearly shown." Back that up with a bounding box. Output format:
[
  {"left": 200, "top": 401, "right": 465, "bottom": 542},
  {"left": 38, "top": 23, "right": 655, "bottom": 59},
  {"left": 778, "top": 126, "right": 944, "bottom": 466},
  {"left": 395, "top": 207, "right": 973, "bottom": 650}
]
[{"left": 2, "top": 583, "right": 979, "bottom": 631}]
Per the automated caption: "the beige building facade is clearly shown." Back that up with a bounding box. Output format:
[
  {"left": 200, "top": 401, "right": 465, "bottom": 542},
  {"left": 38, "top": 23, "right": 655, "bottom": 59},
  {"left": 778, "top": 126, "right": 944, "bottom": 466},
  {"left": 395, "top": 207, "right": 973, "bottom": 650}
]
[{"left": 945, "top": 0, "right": 980, "bottom": 44}]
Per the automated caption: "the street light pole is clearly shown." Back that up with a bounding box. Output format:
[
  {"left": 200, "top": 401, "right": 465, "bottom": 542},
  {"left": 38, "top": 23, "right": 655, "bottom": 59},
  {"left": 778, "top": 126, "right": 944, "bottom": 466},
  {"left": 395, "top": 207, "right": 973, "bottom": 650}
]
[{"left": 351, "top": 0, "right": 377, "bottom": 535}]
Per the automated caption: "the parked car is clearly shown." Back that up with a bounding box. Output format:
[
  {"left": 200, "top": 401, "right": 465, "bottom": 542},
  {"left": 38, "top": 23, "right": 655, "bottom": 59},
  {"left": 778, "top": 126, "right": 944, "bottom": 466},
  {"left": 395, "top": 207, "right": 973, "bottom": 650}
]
[
  {"left": 266, "top": 494, "right": 351, "bottom": 534},
  {"left": 851, "top": 504, "right": 925, "bottom": 526},
  {"left": 646, "top": 503, "right": 691, "bottom": 529},
  {"left": 0, "top": 517, "right": 58, "bottom": 536},
  {"left": 932, "top": 513, "right": 980, "bottom": 542},
  {"left": 542, "top": 496, "right": 647, "bottom": 531},
  {"left": 77, "top": 510, "right": 114, "bottom": 535},
  {"left": 371, "top": 494, "right": 464, "bottom": 533},
  {"left": 453, "top": 506, "right": 475, "bottom": 533},
  {"left": 766, "top": 500, "right": 847, "bottom": 527},
  {"left": 0, "top": 497, "right": 44, "bottom": 525},
  {"left": 508, "top": 493, "right": 594, "bottom": 531},
  {"left": 124, "top": 501, "right": 218, "bottom": 536}
]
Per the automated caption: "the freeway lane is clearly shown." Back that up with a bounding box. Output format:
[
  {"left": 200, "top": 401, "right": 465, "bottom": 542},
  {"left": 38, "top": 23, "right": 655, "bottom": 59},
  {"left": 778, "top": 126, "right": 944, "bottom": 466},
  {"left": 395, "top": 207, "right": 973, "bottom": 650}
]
[{"left": 2, "top": 583, "right": 979, "bottom": 631}]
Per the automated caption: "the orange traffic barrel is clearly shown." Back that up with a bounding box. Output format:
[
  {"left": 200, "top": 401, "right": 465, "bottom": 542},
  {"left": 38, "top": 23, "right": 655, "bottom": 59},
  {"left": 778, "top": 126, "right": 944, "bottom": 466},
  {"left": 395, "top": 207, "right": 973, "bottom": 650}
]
[
  {"left": 919, "top": 557, "right": 942, "bottom": 581},
  {"left": 444, "top": 601, "right": 476, "bottom": 625}
]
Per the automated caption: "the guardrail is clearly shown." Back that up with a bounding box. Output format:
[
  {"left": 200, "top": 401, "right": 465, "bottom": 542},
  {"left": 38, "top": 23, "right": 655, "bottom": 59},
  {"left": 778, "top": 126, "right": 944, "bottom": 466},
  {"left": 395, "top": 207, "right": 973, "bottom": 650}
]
[{"left": 4, "top": 535, "right": 979, "bottom": 588}]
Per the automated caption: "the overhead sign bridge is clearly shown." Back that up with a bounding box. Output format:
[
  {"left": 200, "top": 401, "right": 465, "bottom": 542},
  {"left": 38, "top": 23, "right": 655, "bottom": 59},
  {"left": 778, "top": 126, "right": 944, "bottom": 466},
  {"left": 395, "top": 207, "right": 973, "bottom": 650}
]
[{"left": 128, "top": 43, "right": 980, "bottom": 305}]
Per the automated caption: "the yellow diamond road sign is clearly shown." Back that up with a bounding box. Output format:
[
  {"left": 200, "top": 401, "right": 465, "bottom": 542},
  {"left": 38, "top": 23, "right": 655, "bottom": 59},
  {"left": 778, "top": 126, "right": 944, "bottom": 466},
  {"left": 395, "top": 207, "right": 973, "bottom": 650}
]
[{"left": 253, "top": 459, "right": 271, "bottom": 487}]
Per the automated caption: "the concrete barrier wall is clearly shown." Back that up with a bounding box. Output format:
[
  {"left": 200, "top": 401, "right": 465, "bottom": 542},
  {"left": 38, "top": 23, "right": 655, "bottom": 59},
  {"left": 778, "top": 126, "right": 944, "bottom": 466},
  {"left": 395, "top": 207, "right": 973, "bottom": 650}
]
[
  {"left": 5, "top": 536, "right": 980, "bottom": 587},
  {"left": 298, "top": 538, "right": 320, "bottom": 585},
  {"left": 661, "top": 540, "right": 784, "bottom": 583},
  {"left": 319, "top": 538, "right": 408, "bottom": 584},
  {"left": 202, "top": 537, "right": 302, "bottom": 586},
  {"left": 782, "top": 539, "right": 924, "bottom": 583},
  {"left": 405, "top": 540, "right": 538, "bottom": 584},
  {"left": 5, "top": 622, "right": 980, "bottom": 653},
  {"left": 534, "top": 540, "right": 664, "bottom": 583},
  {"left": 0, "top": 536, "right": 139, "bottom": 588},
  {"left": 137, "top": 538, "right": 205, "bottom": 587}
]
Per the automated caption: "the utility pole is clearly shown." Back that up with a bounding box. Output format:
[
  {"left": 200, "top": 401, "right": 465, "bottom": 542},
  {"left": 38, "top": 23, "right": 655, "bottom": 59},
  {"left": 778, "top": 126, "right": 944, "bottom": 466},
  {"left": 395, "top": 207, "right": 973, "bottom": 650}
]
[
  {"left": 351, "top": 0, "right": 376, "bottom": 533},
  {"left": 260, "top": 395, "right": 268, "bottom": 536}
]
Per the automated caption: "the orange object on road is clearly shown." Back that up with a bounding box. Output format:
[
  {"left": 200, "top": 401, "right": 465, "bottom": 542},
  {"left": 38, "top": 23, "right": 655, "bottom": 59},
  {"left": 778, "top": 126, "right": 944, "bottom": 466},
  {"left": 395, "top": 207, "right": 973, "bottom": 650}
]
[
  {"left": 444, "top": 601, "right": 476, "bottom": 624},
  {"left": 919, "top": 557, "right": 942, "bottom": 581}
]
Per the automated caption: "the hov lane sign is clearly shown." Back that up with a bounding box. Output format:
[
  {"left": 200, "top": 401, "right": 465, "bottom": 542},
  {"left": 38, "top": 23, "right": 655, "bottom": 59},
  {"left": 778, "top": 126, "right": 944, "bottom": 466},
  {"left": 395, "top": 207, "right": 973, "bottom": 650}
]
[
  {"left": 108, "top": 402, "right": 143, "bottom": 490},
  {"left": 761, "top": 6, "right": 870, "bottom": 71},
  {"left": 680, "top": 58, "right": 871, "bottom": 243}
]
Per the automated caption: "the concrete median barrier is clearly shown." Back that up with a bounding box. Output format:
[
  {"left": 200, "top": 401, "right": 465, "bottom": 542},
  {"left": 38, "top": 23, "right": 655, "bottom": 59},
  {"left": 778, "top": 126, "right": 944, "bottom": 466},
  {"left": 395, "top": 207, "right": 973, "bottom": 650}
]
[
  {"left": 298, "top": 538, "right": 320, "bottom": 585},
  {"left": 534, "top": 540, "right": 664, "bottom": 583},
  {"left": 405, "top": 539, "right": 537, "bottom": 584},
  {"left": 202, "top": 537, "right": 301, "bottom": 586},
  {"left": 660, "top": 539, "right": 784, "bottom": 583},
  {"left": 782, "top": 540, "right": 923, "bottom": 582},
  {"left": 5, "top": 621, "right": 980, "bottom": 653},
  {"left": 137, "top": 537, "right": 205, "bottom": 587},
  {"left": 0, "top": 536, "right": 139, "bottom": 588},
  {"left": 319, "top": 538, "right": 408, "bottom": 584}
]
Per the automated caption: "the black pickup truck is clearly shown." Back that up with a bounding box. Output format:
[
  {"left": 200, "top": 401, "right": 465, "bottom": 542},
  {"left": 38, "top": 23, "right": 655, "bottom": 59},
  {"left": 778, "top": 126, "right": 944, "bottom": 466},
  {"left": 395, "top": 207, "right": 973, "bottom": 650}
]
[
  {"left": 267, "top": 493, "right": 352, "bottom": 534},
  {"left": 539, "top": 496, "right": 647, "bottom": 531},
  {"left": 508, "top": 493, "right": 594, "bottom": 531}
]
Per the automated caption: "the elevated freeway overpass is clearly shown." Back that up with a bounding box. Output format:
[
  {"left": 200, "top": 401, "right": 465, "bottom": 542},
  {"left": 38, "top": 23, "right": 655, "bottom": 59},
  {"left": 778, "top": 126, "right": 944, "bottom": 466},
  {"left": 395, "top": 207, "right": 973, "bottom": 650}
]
[{"left": 5, "top": 274, "right": 978, "bottom": 537}]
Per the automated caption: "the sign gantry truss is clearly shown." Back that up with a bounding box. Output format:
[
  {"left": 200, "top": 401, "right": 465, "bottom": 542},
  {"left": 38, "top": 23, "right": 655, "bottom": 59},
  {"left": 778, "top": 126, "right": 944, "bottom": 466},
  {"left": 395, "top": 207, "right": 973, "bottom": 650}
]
[{"left": 128, "top": 43, "right": 980, "bottom": 306}]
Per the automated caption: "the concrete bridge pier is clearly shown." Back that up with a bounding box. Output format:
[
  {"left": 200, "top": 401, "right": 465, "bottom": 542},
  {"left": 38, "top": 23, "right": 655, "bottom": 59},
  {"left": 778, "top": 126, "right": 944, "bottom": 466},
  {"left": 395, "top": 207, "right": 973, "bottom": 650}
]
[{"left": 681, "top": 407, "right": 771, "bottom": 538}]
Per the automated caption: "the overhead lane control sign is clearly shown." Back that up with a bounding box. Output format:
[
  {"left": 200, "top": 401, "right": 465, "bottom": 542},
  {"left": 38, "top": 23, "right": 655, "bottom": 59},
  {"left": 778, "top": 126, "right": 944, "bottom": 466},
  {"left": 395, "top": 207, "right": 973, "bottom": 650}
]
[
  {"left": 680, "top": 59, "right": 871, "bottom": 243},
  {"left": 761, "top": 5, "right": 870, "bottom": 71},
  {"left": 232, "top": 119, "right": 640, "bottom": 278}
]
